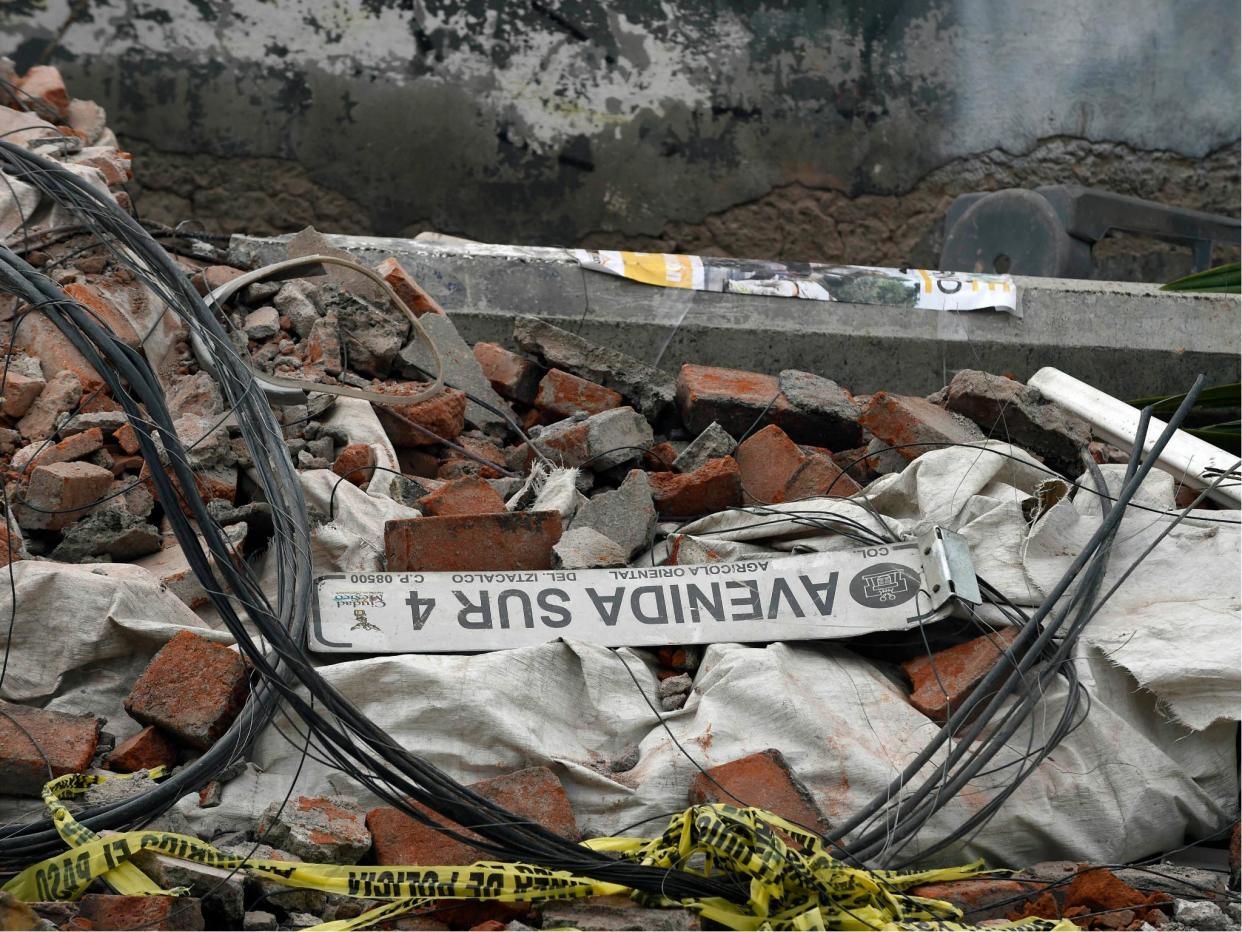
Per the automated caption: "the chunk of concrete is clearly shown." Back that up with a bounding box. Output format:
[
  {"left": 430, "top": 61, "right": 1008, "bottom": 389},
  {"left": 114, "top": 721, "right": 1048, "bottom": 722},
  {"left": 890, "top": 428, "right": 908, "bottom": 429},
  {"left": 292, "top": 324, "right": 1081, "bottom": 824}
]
[
  {"left": 673, "top": 421, "right": 735, "bottom": 473},
  {"left": 51, "top": 507, "right": 161, "bottom": 562},
  {"left": 943, "top": 369, "right": 1091, "bottom": 477},
  {"left": 532, "top": 407, "right": 654, "bottom": 471},
  {"left": 256, "top": 796, "right": 372, "bottom": 864},
  {"left": 553, "top": 527, "right": 628, "bottom": 569},
  {"left": 778, "top": 369, "right": 863, "bottom": 450},
  {"left": 395, "top": 312, "right": 513, "bottom": 434},
  {"left": 243, "top": 306, "right": 279, "bottom": 341},
  {"left": 513, "top": 315, "right": 675, "bottom": 420},
  {"left": 572, "top": 470, "right": 656, "bottom": 558}
]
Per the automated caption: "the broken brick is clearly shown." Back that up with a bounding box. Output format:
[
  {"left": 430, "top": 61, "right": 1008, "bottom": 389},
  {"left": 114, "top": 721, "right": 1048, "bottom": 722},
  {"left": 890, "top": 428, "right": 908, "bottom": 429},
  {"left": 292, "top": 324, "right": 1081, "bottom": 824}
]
[
  {"left": 17, "top": 369, "right": 82, "bottom": 442},
  {"left": 385, "top": 510, "right": 562, "bottom": 572},
  {"left": 13, "top": 426, "right": 103, "bottom": 473},
  {"left": 676, "top": 364, "right": 782, "bottom": 439},
  {"left": 190, "top": 265, "right": 245, "bottom": 297},
  {"left": 76, "top": 894, "right": 204, "bottom": 932},
  {"left": 18, "top": 65, "right": 71, "bottom": 117},
  {"left": 368, "top": 766, "right": 579, "bottom": 867},
  {"left": 124, "top": 630, "right": 249, "bottom": 751},
  {"left": 12, "top": 312, "right": 105, "bottom": 393},
  {"left": 332, "top": 443, "right": 377, "bottom": 487},
  {"left": 472, "top": 342, "right": 544, "bottom": 405},
  {"left": 62, "top": 283, "right": 141, "bottom": 348},
  {"left": 859, "top": 392, "right": 985, "bottom": 462},
  {"left": 0, "top": 526, "right": 22, "bottom": 567},
  {"left": 644, "top": 440, "right": 680, "bottom": 471},
  {"left": 530, "top": 407, "right": 655, "bottom": 471},
  {"left": 17, "top": 460, "right": 113, "bottom": 530},
  {"left": 377, "top": 257, "right": 446, "bottom": 317},
  {"left": 113, "top": 422, "right": 141, "bottom": 454},
  {"left": 0, "top": 702, "right": 101, "bottom": 797},
  {"left": 1, "top": 367, "right": 45, "bottom": 418},
  {"left": 689, "top": 749, "right": 829, "bottom": 834},
  {"left": 646, "top": 455, "right": 742, "bottom": 518},
  {"left": 735, "top": 425, "right": 859, "bottom": 504},
  {"left": 906, "top": 879, "right": 1045, "bottom": 922},
  {"left": 105, "top": 725, "right": 179, "bottom": 773},
  {"left": 437, "top": 434, "right": 508, "bottom": 480},
  {"left": 417, "top": 476, "right": 506, "bottom": 517},
  {"left": 902, "top": 627, "right": 1021, "bottom": 723},
  {"left": 534, "top": 368, "right": 623, "bottom": 420},
  {"left": 374, "top": 384, "right": 468, "bottom": 446}
]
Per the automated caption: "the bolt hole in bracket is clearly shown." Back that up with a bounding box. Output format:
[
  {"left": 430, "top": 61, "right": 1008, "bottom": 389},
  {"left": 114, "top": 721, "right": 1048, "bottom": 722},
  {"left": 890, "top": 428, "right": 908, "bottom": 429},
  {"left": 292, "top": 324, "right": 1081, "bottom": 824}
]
[{"left": 918, "top": 526, "right": 982, "bottom": 611}]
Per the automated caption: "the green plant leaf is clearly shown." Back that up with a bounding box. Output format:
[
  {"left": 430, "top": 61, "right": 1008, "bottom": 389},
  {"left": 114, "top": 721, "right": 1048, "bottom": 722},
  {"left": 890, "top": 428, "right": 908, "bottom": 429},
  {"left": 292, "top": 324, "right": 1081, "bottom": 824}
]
[{"left": 1161, "top": 262, "right": 1241, "bottom": 293}]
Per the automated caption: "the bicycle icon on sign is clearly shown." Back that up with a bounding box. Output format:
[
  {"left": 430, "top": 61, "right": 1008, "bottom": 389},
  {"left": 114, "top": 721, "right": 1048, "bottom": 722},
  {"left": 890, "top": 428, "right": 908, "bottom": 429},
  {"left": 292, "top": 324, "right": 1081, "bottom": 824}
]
[{"left": 859, "top": 568, "right": 910, "bottom": 603}]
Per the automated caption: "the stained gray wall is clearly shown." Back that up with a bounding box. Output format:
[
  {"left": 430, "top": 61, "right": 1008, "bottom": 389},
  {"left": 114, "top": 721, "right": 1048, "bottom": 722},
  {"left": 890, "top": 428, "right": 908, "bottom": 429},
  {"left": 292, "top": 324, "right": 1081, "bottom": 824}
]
[{"left": 3, "top": 0, "right": 1239, "bottom": 271}]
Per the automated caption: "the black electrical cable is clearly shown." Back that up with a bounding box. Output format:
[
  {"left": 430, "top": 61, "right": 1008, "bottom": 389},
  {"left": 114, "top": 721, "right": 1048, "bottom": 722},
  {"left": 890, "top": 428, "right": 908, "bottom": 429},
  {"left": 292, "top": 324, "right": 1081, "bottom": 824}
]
[{"left": 0, "top": 141, "right": 747, "bottom": 902}]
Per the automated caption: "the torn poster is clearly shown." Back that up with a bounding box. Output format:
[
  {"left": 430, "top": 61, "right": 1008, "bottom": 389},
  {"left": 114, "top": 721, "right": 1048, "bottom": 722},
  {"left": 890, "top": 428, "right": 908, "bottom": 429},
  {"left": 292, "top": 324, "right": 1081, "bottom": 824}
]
[{"left": 573, "top": 249, "right": 1019, "bottom": 313}]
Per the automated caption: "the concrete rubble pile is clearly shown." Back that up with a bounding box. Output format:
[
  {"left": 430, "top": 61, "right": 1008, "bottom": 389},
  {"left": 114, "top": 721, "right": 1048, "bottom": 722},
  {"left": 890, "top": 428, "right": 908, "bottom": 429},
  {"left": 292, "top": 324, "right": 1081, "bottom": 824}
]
[{"left": 0, "top": 64, "right": 1238, "bottom": 932}]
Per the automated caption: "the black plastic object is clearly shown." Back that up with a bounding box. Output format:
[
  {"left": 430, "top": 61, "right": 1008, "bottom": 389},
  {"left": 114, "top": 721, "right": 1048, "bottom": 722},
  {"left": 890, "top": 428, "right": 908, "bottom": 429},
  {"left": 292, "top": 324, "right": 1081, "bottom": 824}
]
[{"left": 940, "top": 185, "right": 1241, "bottom": 279}]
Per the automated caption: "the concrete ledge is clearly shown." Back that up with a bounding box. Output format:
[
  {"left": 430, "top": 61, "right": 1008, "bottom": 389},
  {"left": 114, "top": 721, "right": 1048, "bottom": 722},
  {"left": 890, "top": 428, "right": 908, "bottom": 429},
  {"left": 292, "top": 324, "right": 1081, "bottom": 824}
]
[{"left": 230, "top": 234, "right": 1241, "bottom": 398}]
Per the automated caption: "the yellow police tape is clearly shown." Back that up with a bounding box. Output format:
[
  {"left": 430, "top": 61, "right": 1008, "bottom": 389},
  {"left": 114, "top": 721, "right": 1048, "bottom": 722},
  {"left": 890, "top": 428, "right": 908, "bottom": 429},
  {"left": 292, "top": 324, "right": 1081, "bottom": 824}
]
[{"left": 4, "top": 772, "right": 1078, "bottom": 931}]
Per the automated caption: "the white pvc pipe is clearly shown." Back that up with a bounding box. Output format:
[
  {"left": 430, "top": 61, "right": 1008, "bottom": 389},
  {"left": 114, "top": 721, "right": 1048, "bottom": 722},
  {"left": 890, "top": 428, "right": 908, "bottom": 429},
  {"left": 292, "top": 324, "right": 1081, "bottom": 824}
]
[{"left": 1028, "top": 367, "right": 1241, "bottom": 509}]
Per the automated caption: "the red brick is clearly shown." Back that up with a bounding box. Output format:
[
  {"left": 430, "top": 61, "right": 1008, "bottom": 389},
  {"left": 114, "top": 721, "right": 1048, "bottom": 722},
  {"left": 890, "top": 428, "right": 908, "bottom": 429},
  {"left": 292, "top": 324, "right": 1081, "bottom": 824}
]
[
  {"left": 399, "top": 447, "right": 442, "bottom": 478},
  {"left": 0, "top": 702, "right": 100, "bottom": 797},
  {"left": 534, "top": 369, "right": 623, "bottom": 420},
  {"left": 18, "top": 65, "right": 71, "bottom": 117},
  {"left": 471, "top": 922, "right": 506, "bottom": 931},
  {"left": 306, "top": 317, "right": 342, "bottom": 374},
  {"left": 386, "top": 511, "right": 561, "bottom": 572},
  {"left": 858, "top": 392, "right": 985, "bottom": 462},
  {"left": 74, "top": 151, "right": 132, "bottom": 187},
  {"left": 105, "top": 725, "right": 178, "bottom": 773},
  {"left": 907, "top": 880, "right": 1045, "bottom": 922},
  {"left": 1006, "top": 866, "right": 1170, "bottom": 927},
  {"left": 377, "top": 257, "right": 446, "bottom": 317},
  {"left": 689, "top": 749, "right": 828, "bottom": 833},
  {"left": 646, "top": 455, "right": 742, "bottom": 518},
  {"left": 76, "top": 894, "right": 203, "bottom": 931},
  {"left": 417, "top": 476, "right": 506, "bottom": 517},
  {"left": 785, "top": 450, "right": 861, "bottom": 500},
  {"left": 189, "top": 265, "right": 245, "bottom": 297},
  {"left": 63, "top": 283, "right": 140, "bottom": 348},
  {"left": 644, "top": 441, "right": 679, "bottom": 471},
  {"left": 113, "top": 423, "right": 140, "bottom": 454},
  {"left": 437, "top": 435, "right": 508, "bottom": 480},
  {"left": 1, "top": 370, "right": 45, "bottom": 417},
  {"left": 124, "top": 631, "right": 249, "bottom": 751},
  {"left": 0, "top": 526, "right": 22, "bottom": 567},
  {"left": 138, "top": 461, "right": 238, "bottom": 507},
  {"left": 734, "top": 425, "right": 805, "bottom": 504},
  {"left": 375, "top": 384, "right": 468, "bottom": 447},
  {"left": 902, "top": 627, "right": 1021, "bottom": 723},
  {"left": 472, "top": 342, "right": 543, "bottom": 405},
  {"left": 368, "top": 766, "right": 579, "bottom": 867},
  {"left": 332, "top": 443, "right": 377, "bottom": 487},
  {"left": 15, "top": 427, "right": 103, "bottom": 473},
  {"left": 676, "top": 364, "right": 781, "bottom": 438},
  {"left": 18, "top": 461, "right": 113, "bottom": 530},
  {"left": 11, "top": 313, "right": 105, "bottom": 393},
  {"left": 675, "top": 364, "right": 834, "bottom": 444}
]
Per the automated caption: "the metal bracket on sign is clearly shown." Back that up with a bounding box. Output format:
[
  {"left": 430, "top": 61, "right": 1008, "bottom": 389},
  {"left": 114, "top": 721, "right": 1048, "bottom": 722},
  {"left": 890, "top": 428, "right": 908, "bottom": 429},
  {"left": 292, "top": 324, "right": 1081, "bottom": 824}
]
[{"left": 917, "top": 526, "right": 982, "bottom": 610}]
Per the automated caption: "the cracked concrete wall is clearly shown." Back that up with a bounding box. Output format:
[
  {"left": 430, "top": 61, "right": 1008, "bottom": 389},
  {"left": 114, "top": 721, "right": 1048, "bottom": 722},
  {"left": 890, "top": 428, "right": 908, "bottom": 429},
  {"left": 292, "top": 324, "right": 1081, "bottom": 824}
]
[{"left": 3, "top": 0, "right": 1239, "bottom": 276}]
